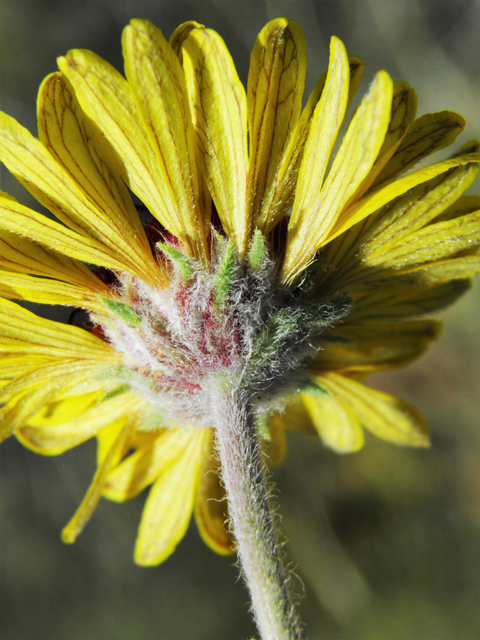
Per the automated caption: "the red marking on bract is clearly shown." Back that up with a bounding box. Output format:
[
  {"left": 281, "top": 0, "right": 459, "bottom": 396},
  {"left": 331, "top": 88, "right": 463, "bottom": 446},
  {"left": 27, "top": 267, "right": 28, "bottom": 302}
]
[
  {"left": 174, "top": 282, "right": 190, "bottom": 312},
  {"left": 95, "top": 266, "right": 120, "bottom": 288},
  {"left": 69, "top": 307, "right": 109, "bottom": 342}
]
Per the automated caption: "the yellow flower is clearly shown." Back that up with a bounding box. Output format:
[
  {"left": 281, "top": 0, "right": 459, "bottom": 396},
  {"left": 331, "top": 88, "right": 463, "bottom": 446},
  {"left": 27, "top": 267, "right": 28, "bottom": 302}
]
[{"left": 0, "top": 18, "right": 479, "bottom": 566}]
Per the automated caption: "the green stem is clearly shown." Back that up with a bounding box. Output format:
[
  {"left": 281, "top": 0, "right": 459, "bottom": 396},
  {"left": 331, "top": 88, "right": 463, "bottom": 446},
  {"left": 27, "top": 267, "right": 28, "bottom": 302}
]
[{"left": 212, "top": 381, "right": 303, "bottom": 640}]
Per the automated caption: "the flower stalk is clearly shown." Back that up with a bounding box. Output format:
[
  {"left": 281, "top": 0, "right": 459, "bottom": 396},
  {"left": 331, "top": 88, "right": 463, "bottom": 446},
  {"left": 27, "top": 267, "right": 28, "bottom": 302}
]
[{"left": 211, "top": 378, "right": 303, "bottom": 640}]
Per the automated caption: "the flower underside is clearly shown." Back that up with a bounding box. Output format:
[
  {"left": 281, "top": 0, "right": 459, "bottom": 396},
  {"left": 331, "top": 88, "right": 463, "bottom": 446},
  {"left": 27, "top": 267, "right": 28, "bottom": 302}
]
[
  {"left": 0, "top": 16, "right": 479, "bottom": 568},
  {"left": 98, "top": 232, "right": 351, "bottom": 428}
]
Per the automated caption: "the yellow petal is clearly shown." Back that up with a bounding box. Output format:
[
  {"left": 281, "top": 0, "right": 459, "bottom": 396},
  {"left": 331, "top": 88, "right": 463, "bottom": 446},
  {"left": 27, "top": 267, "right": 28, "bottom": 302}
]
[
  {"left": 357, "top": 82, "right": 417, "bottom": 195},
  {"left": 328, "top": 145, "right": 480, "bottom": 243},
  {"left": 283, "top": 70, "right": 393, "bottom": 284},
  {"left": 57, "top": 50, "right": 177, "bottom": 252},
  {"left": 259, "top": 55, "right": 364, "bottom": 235},
  {"left": 365, "top": 209, "right": 480, "bottom": 272},
  {"left": 345, "top": 57, "right": 365, "bottom": 108},
  {"left": 0, "top": 358, "right": 100, "bottom": 404},
  {"left": 169, "top": 21, "right": 204, "bottom": 59},
  {"left": 0, "top": 112, "right": 149, "bottom": 279},
  {"left": 314, "top": 372, "right": 430, "bottom": 447},
  {"left": 376, "top": 83, "right": 418, "bottom": 159},
  {"left": 350, "top": 279, "right": 470, "bottom": 322},
  {"left": 169, "top": 21, "right": 212, "bottom": 232},
  {"left": 247, "top": 19, "right": 306, "bottom": 230},
  {"left": 295, "top": 54, "right": 364, "bottom": 164},
  {"left": 269, "top": 395, "right": 316, "bottom": 434},
  {"left": 0, "top": 354, "right": 55, "bottom": 382},
  {"left": 103, "top": 427, "right": 193, "bottom": 501},
  {"left": 37, "top": 72, "right": 158, "bottom": 281},
  {"left": 301, "top": 390, "right": 364, "bottom": 453},
  {"left": 182, "top": 27, "right": 249, "bottom": 254},
  {"left": 0, "top": 271, "right": 106, "bottom": 312},
  {"left": 0, "top": 194, "right": 134, "bottom": 272},
  {"left": 31, "top": 389, "right": 106, "bottom": 427},
  {"left": 194, "top": 434, "right": 235, "bottom": 555},
  {"left": 0, "top": 297, "right": 118, "bottom": 360},
  {"left": 122, "top": 19, "right": 209, "bottom": 263},
  {"left": 324, "top": 163, "right": 480, "bottom": 294},
  {"left": 0, "top": 360, "right": 97, "bottom": 442},
  {"left": 16, "top": 392, "right": 142, "bottom": 455},
  {"left": 397, "top": 256, "right": 480, "bottom": 287},
  {"left": 314, "top": 319, "right": 440, "bottom": 372},
  {"left": 360, "top": 163, "right": 479, "bottom": 259},
  {"left": 430, "top": 194, "right": 480, "bottom": 224},
  {"left": 0, "top": 227, "right": 109, "bottom": 292},
  {"left": 372, "top": 110, "right": 466, "bottom": 189},
  {"left": 299, "top": 55, "right": 363, "bottom": 136},
  {"left": 134, "top": 428, "right": 210, "bottom": 566},
  {"left": 262, "top": 415, "right": 288, "bottom": 467},
  {"left": 38, "top": 74, "right": 142, "bottom": 238},
  {"left": 95, "top": 420, "right": 128, "bottom": 469},
  {"left": 282, "top": 38, "right": 350, "bottom": 274},
  {"left": 321, "top": 82, "right": 416, "bottom": 231},
  {"left": 62, "top": 417, "right": 134, "bottom": 544},
  {"left": 345, "top": 253, "right": 480, "bottom": 297}
]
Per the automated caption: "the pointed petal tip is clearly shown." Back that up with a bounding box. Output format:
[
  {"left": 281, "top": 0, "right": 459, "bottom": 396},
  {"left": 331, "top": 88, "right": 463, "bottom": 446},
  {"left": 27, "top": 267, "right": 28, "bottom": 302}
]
[
  {"left": 169, "top": 21, "right": 205, "bottom": 56},
  {"left": 330, "top": 34, "right": 347, "bottom": 50},
  {"left": 374, "top": 68, "right": 394, "bottom": 92},
  {"left": 57, "top": 50, "right": 80, "bottom": 71},
  {"left": 61, "top": 526, "right": 76, "bottom": 545}
]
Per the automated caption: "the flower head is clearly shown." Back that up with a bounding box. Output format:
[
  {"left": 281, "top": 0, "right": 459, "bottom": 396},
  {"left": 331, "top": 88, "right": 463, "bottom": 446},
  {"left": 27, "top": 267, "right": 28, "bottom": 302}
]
[{"left": 0, "top": 18, "right": 479, "bottom": 566}]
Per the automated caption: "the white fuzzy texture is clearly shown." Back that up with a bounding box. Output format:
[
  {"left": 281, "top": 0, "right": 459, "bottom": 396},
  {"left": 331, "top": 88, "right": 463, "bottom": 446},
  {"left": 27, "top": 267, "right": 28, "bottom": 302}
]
[
  {"left": 94, "top": 238, "right": 350, "bottom": 430},
  {"left": 212, "top": 384, "right": 303, "bottom": 640}
]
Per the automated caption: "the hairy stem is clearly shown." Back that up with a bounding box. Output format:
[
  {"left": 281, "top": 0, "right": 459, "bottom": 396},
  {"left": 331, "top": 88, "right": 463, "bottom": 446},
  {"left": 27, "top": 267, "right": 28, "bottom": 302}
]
[{"left": 212, "top": 380, "right": 303, "bottom": 640}]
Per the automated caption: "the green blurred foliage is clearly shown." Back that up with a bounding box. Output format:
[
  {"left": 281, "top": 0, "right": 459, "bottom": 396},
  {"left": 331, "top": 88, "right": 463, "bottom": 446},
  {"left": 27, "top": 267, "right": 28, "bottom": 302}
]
[{"left": 1, "top": 1, "right": 480, "bottom": 638}]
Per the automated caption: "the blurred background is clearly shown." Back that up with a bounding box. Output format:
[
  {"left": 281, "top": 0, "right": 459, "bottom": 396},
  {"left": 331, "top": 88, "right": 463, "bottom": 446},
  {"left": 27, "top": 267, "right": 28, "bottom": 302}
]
[{"left": 1, "top": 0, "right": 480, "bottom": 638}]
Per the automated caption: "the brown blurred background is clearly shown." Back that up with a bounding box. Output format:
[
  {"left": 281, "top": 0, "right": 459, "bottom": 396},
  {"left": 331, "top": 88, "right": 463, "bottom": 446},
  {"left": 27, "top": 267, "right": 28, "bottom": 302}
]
[{"left": 1, "top": 1, "right": 480, "bottom": 638}]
